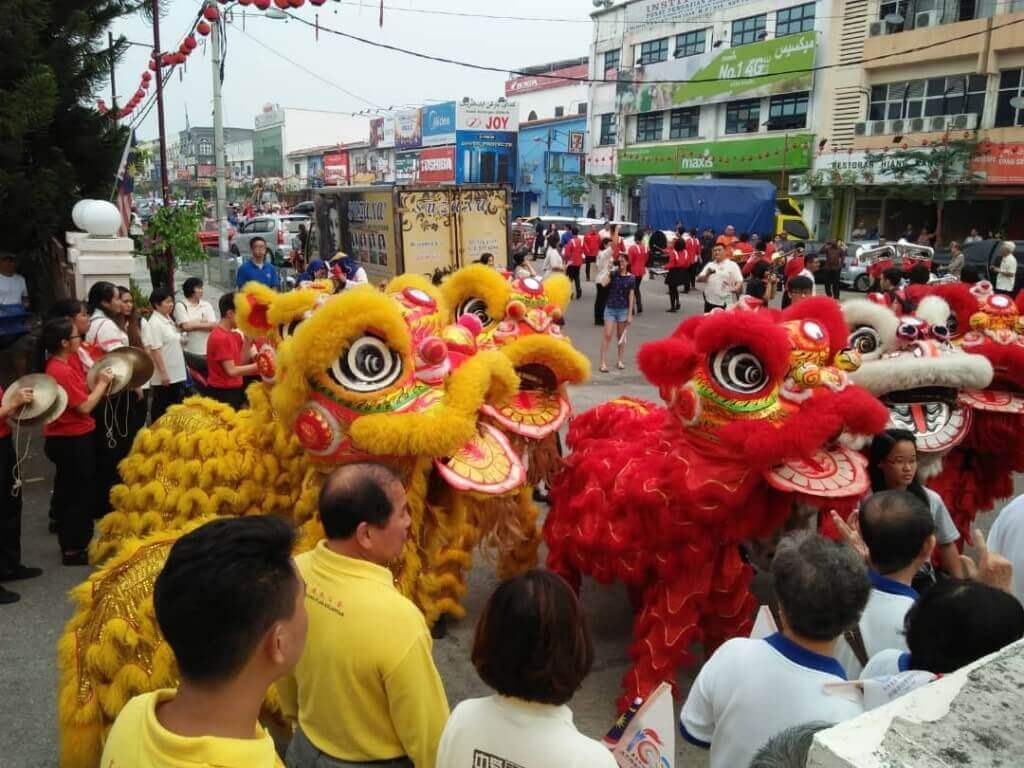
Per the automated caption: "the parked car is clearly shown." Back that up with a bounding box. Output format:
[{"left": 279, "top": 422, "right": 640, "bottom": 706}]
[
  {"left": 931, "top": 239, "right": 1024, "bottom": 291},
  {"left": 230, "top": 214, "right": 309, "bottom": 265},
  {"left": 292, "top": 201, "right": 315, "bottom": 217},
  {"left": 197, "top": 218, "right": 236, "bottom": 250}
]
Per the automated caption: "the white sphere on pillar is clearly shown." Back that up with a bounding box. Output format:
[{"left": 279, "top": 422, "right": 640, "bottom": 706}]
[{"left": 79, "top": 200, "right": 123, "bottom": 237}]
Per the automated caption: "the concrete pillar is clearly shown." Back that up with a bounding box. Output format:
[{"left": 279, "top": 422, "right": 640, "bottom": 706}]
[{"left": 66, "top": 232, "right": 135, "bottom": 300}]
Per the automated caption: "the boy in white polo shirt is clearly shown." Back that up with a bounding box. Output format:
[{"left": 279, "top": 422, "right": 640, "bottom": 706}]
[
  {"left": 680, "top": 532, "right": 870, "bottom": 768},
  {"left": 834, "top": 490, "right": 935, "bottom": 678}
]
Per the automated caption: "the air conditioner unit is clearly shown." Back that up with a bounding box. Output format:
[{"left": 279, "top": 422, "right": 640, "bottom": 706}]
[
  {"left": 788, "top": 174, "right": 811, "bottom": 196},
  {"left": 870, "top": 120, "right": 888, "bottom": 135},
  {"left": 909, "top": 117, "right": 926, "bottom": 133},
  {"left": 949, "top": 112, "right": 978, "bottom": 130},
  {"left": 522, "top": 173, "right": 533, "bottom": 184},
  {"left": 854, "top": 121, "right": 868, "bottom": 136},
  {"left": 914, "top": 10, "right": 941, "bottom": 28},
  {"left": 929, "top": 115, "right": 949, "bottom": 132},
  {"left": 868, "top": 20, "right": 886, "bottom": 36},
  {"left": 888, "top": 119, "right": 907, "bottom": 135}
]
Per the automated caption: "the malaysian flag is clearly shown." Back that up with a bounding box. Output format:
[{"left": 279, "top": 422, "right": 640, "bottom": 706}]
[{"left": 113, "top": 130, "right": 137, "bottom": 237}]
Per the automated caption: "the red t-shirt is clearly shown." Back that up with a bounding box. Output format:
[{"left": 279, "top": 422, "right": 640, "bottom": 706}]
[
  {"left": 735, "top": 241, "right": 754, "bottom": 256},
  {"left": 628, "top": 243, "right": 649, "bottom": 278},
  {"left": 784, "top": 255, "right": 806, "bottom": 282},
  {"left": 685, "top": 237, "right": 701, "bottom": 263},
  {"left": 206, "top": 325, "right": 244, "bottom": 390},
  {"left": 564, "top": 238, "right": 584, "bottom": 267},
  {"left": 582, "top": 232, "right": 601, "bottom": 259},
  {"left": 44, "top": 355, "right": 95, "bottom": 437}
]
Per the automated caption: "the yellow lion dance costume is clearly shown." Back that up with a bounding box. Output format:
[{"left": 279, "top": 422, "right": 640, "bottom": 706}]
[{"left": 58, "top": 268, "right": 587, "bottom": 767}]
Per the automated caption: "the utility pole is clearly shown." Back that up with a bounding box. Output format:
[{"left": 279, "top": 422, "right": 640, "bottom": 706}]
[
  {"left": 212, "top": 17, "right": 229, "bottom": 255},
  {"left": 544, "top": 127, "right": 552, "bottom": 215},
  {"left": 152, "top": 0, "right": 173, "bottom": 289},
  {"left": 108, "top": 32, "right": 118, "bottom": 129}
]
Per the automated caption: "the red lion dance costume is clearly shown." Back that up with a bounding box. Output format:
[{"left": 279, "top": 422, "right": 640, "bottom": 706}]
[
  {"left": 924, "top": 282, "right": 1024, "bottom": 541},
  {"left": 544, "top": 298, "right": 888, "bottom": 708}
]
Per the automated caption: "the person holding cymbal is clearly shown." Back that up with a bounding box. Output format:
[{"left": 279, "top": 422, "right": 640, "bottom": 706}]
[
  {"left": 0, "top": 381, "right": 36, "bottom": 604},
  {"left": 41, "top": 317, "right": 115, "bottom": 566}
]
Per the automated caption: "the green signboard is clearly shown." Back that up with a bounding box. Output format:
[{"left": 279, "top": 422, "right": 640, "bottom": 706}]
[
  {"left": 617, "top": 31, "right": 816, "bottom": 114},
  {"left": 617, "top": 134, "right": 814, "bottom": 176},
  {"left": 253, "top": 126, "right": 284, "bottom": 177}
]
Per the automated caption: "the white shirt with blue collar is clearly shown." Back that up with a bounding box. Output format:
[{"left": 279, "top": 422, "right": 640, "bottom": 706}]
[
  {"left": 862, "top": 647, "right": 913, "bottom": 679},
  {"left": 680, "top": 632, "right": 863, "bottom": 768},
  {"left": 835, "top": 571, "right": 918, "bottom": 679}
]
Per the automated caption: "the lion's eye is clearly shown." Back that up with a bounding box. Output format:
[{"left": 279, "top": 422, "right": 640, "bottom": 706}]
[
  {"left": 709, "top": 346, "right": 767, "bottom": 394},
  {"left": 457, "top": 298, "right": 491, "bottom": 327},
  {"left": 329, "top": 336, "right": 403, "bottom": 393},
  {"left": 278, "top": 319, "right": 303, "bottom": 340},
  {"left": 849, "top": 326, "right": 881, "bottom": 355}
]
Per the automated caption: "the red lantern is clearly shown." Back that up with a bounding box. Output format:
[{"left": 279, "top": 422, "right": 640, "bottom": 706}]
[
  {"left": 161, "top": 53, "right": 173, "bottom": 66},
  {"left": 136, "top": 89, "right": 145, "bottom": 99},
  {"left": 196, "top": 20, "right": 211, "bottom": 35},
  {"left": 184, "top": 35, "right": 197, "bottom": 50},
  {"left": 289, "top": 0, "right": 304, "bottom": 6},
  {"left": 177, "top": 52, "right": 189, "bottom": 64},
  {"left": 179, "top": 43, "right": 189, "bottom": 55},
  {"left": 310, "top": 0, "right": 326, "bottom": 5},
  {"left": 255, "top": 0, "right": 271, "bottom": 8},
  {"left": 142, "top": 71, "right": 152, "bottom": 82},
  {"left": 203, "top": 3, "right": 220, "bottom": 21},
  {"left": 274, "top": 0, "right": 289, "bottom": 8},
  {"left": 149, "top": 59, "right": 158, "bottom": 71},
  {"left": 141, "top": 81, "right": 149, "bottom": 90},
  {"left": 239, "top": 0, "right": 253, "bottom": 4}
]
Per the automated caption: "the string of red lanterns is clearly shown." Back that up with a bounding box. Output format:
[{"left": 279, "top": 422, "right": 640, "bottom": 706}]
[{"left": 96, "top": 2, "right": 223, "bottom": 120}]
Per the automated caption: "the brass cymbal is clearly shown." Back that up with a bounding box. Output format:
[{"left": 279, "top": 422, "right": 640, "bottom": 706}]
[
  {"left": 2, "top": 374, "right": 59, "bottom": 423},
  {"left": 41, "top": 384, "right": 68, "bottom": 425},
  {"left": 86, "top": 352, "right": 132, "bottom": 396},
  {"left": 110, "top": 346, "right": 155, "bottom": 389}
]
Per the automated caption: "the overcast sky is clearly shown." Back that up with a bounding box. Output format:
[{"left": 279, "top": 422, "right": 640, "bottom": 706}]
[{"left": 106, "top": 0, "right": 593, "bottom": 140}]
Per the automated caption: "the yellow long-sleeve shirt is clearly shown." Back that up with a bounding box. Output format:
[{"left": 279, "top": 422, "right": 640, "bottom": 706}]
[{"left": 276, "top": 541, "right": 449, "bottom": 768}]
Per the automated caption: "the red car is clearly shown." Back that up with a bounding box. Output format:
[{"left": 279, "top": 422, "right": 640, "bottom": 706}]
[{"left": 198, "top": 218, "right": 236, "bottom": 250}]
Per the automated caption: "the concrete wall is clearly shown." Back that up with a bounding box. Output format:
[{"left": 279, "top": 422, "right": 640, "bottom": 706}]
[{"left": 808, "top": 639, "right": 1024, "bottom": 768}]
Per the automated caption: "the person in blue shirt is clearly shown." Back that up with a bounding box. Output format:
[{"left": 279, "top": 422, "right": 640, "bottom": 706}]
[{"left": 235, "top": 237, "right": 278, "bottom": 289}]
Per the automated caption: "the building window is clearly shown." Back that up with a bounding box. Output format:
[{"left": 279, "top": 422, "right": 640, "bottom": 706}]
[
  {"left": 577, "top": 103, "right": 587, "bottom": 115},
  {"left": 868, "top": 75, "right": 986, "bottom": 120},
  {"left": 996, "top": 68, "right": 1024, "bottom": 127},
  {"left": 776, "top": 3, "right": 815, "bottom": 36},
  {"left": 669, "top": 107, "right": 699, "bottom": 139},
  {"left": 198, "top": 138, "right": 212, "bottom": 155},
  {"left": 603, "top": 49, "right": 620, "bottom": 74},
  {"left": 767, "top": 92, "right": 809, "bottom": 129},
  {"left": 527, "top": 110, "right": 538, "bottom": 121},
  {"left": 635, "top": 112, "right": 664, "bottom": 142},
  {"left": 598, "top": 113, "right": 617, "bottom": 146},
  {"left": 294, "top": 162, "right": 300, "bottom": 175},
  {"left": 554, "top": 106, "right": 565, "bottom": 117},
  {"left": 638, "top": 38, "right": 669, "bottom": 66},
  {"left": 731, "top": 14, "right": 767, "bottom": 46},
  {"left": 725, "top": 98, "right": 761, "bottom": 134},
  {"left": 674, "top": 29, "right": 707, "bottom": 58}
]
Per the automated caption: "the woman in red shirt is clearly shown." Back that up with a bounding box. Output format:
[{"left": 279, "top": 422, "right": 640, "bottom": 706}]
[
  {"left": 564, "top": 227, "right": 584, "bottom": 300},
  {"left": 665, "top": 237, "right": 692, "bottom": 312},
  {"left": 41, "top": 318, "right": 115, "bottom": 564}
]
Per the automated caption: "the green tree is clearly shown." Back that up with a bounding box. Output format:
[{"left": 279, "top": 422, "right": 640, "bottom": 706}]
[
  {"left": 864, "top": 136, "right": 981, "bottom": 245},
  {"left": 0, "top": 0, "right": 138, "bottom": 306}
]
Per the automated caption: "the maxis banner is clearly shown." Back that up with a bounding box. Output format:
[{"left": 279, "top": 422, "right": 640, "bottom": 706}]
[{"left": 455, "top": 130, "right": 517, "bottom": 185}]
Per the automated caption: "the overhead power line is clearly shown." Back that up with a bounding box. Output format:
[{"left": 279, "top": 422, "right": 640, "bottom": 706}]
[{"left": 283, "top": 10, "right": 1024, "bottom": 87}]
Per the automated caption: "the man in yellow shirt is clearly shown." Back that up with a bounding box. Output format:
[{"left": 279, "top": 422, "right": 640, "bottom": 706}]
[
  {"left": 277, "top": 462, "right": 450, "bottom": 768},
  {"left": 100, "top": 516, "right": 309, "bottom": 767}
]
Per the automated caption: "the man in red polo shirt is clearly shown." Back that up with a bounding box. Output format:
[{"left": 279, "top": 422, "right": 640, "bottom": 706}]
[
  {"left": 564, "top": 227, "right": 584, "bottom": 300},
  {"left": 582, "top": 225, "right": 601, "bottom": 282},
  {"left": 206, "top": 292, "right": 258, "bottom": 409}
]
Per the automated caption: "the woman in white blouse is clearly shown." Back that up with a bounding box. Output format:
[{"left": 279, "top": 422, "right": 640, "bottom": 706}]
[
  {"left": 173, "top": 277, "right": 217, "bottom": 357},
  {"left": 436, "top": 570, "right": 616, "bottom": 768},
  {"left": 144, "top": 288, "right": 188, "bottom": 421}
]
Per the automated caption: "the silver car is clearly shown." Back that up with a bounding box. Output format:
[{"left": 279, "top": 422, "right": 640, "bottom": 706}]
[{"left": 230, "top": 214, "right": 309, "bottom": 266}]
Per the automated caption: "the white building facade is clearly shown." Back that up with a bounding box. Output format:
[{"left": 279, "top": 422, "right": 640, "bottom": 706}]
[
  {"left": 506, "top": 58, "right": 590, "bottom": 123},
  {"left": 252, "top": 104, "right": 368, "bottom": 181}
]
